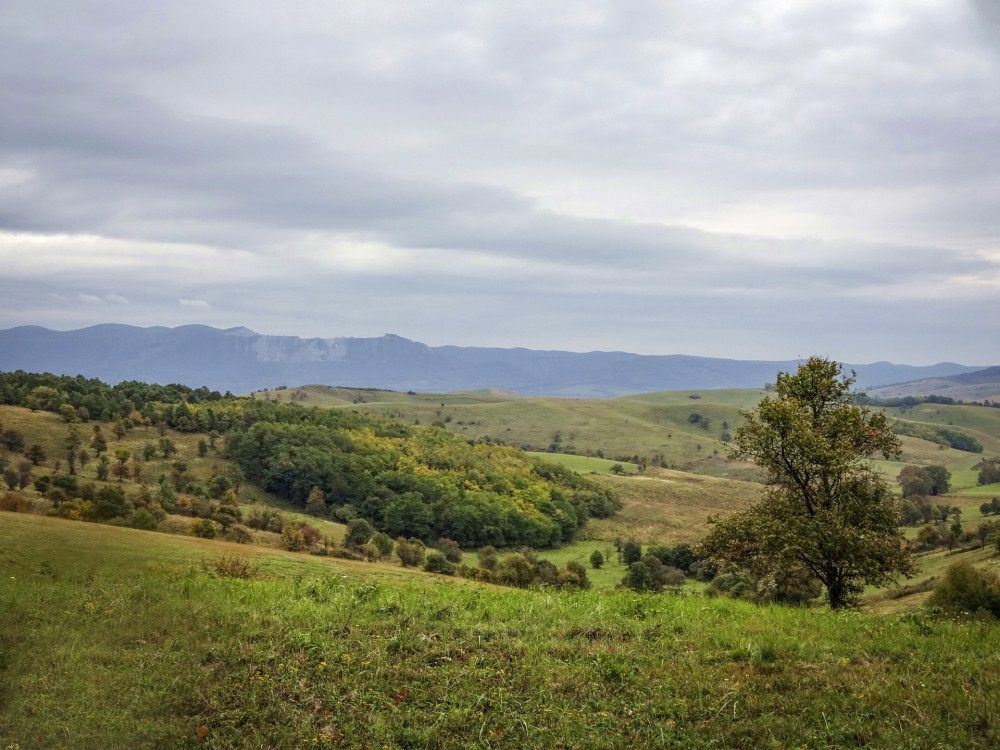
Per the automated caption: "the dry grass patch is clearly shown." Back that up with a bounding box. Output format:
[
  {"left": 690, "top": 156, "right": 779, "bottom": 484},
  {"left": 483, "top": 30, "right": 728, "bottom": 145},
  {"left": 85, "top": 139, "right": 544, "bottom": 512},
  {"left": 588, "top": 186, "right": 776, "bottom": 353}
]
[{"left": 585, "top": 468, "right": 762, "bottom": 545}]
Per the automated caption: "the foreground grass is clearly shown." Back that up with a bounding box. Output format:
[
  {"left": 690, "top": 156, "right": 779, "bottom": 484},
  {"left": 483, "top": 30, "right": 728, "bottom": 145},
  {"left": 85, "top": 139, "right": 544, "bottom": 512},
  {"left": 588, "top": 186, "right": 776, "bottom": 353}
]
[{"left": 3, "top": 514, "right": 1000, "bottom": 749}]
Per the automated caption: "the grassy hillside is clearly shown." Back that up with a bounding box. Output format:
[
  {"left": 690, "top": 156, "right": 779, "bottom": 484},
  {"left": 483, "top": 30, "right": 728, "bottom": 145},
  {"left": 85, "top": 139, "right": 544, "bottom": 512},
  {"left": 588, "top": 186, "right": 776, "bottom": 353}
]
[
  {"left": 297, "top": 385, "right": 1000, "bottom": 490},
  {"left": 290, "top": 385, "right": 765, "bottom": 479},
  {"left": 5, "top": 512, "right": 1000, "bottom": 749}
]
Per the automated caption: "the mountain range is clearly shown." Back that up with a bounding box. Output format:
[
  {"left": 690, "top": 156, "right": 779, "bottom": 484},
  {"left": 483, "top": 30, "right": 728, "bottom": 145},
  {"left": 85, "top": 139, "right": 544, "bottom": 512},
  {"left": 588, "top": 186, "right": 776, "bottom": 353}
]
[{"left": 0, "top": 324, "right": 989, "bottom": 398}]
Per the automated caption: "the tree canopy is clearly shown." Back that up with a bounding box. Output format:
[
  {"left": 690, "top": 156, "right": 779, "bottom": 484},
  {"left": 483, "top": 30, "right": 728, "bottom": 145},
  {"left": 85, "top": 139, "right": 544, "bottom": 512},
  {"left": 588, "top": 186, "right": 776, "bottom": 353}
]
[{"left": 698, "top": 357, "right": 915, "bottom": 609}]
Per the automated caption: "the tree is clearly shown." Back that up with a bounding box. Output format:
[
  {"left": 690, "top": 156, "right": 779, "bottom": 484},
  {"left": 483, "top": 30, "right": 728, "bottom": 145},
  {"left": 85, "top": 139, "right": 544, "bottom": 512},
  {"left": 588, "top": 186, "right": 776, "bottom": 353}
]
[
  {"left": 1, "top": 429, "right": 25, "bottom": 454},
  {"left": 926, "top": 465, "right": 951, "bottom": 496},
  {"left": 976, "top": 458, "right": 1000, "bottom": 486},
  {"left": 344, "top": 518, "right": 375, "bottom": 548},
  {"left": 898, "top": 466, "right": 933, "bottom": 498},
  {"left": 697, "top": 357, "right": 915, "bottom": 610},
  {"left": 305, "top": 486, "right": 327, "bottom": 517},
  {"left": 590, "top": 549, "right": 605, "bottom": 569},
  {"left": 95, "top": 454, "right": 110, "bottom": 481},
  {"left": 159, "top": 437, "right": 177, "bottom": 459},
  {"left": 24, "top": 444, "right": 46, "bottom": 466},
  {"left": 622, "top": 539, "right": 642, "bottom": 566}
]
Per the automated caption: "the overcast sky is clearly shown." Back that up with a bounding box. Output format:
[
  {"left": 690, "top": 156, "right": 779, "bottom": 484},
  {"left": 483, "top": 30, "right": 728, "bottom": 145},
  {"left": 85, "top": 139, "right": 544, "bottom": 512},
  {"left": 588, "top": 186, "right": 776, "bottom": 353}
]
[{"left": 2, "top": 0, "right": 999, "bottom": 364}]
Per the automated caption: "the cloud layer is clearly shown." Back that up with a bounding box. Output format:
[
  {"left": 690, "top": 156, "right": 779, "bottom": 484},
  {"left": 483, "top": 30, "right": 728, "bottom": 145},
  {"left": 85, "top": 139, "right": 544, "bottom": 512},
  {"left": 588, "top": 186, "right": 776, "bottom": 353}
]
[{"left": 1, "top": 0, "right": 999, "bottom": 364}]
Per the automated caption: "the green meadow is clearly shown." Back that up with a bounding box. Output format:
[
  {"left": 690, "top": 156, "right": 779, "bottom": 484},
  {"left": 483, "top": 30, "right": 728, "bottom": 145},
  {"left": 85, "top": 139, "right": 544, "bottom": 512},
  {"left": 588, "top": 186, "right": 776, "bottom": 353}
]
[{"left": 5, "top": 512, "right": 1000, "bottom": 749}]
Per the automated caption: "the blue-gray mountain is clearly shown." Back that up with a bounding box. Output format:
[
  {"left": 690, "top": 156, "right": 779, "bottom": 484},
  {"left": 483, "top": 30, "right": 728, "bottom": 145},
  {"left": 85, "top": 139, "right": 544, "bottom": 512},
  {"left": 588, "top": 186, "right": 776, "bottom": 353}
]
[{"left": 0, "top": 324, "right": 987, "bottom": 398}]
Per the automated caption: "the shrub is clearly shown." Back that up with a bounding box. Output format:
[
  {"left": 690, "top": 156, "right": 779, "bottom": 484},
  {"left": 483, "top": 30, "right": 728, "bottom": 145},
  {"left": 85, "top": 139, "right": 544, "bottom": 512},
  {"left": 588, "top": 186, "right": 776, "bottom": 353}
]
[
  {"left": 590, "top": 549, "right": 604, "bottom": 569},
  {"left": 192, "top": 518, "right": 217, "bottom": 539},
  {"left": 128, "top": 507, "right": 159, "bottom": 531},
  {"left": 227, "top": 524, "right": 254, "bottom": 544},
  {"left": 478, "top": 545, "right": 499, "bottom": 571},
  {"left": 93, "top": 485, "right": 129, "bottom": 520},
  {"left": 648, "top": 543, "right": 696, "bottom": 573},
  {"left": 33, "top": 475, "right": 51, "bottom": 495},
  {"left": 706, "top": 572, "right": 754, "bottom": 600},
  {"left": 621, "top": 555, "right": 679, "bottom": 592},
  {"left": 423, "top": 551, "right": 455, "bottom": 575},
  {"left": 371, "top": 531, "right": 394, "bottom": 558},
  {"left": 495, "top": 553, "right": 536, "bottom": 588},
  {"left": 345, "top": 518, "right": 375, "bottom": 548},
  {"left": 333, "top": 504, "right": 358, "bottom": 523},
  {"left": 299, "top": 523, "right": 320, "bottom": 548},
  {"left": 437, "top": 537, "right": 463, "bottom": 563},
  {"left": 689, "top": 559, "right": 717, "bottom": 582},
  {"left": 203, "top": 553, "right": 258, "bottom": 580},
  {"left": 927, "top": 561, "right": 1000, "bottom": 619},
  {"left": 622, "top": 539, "right": 642, "bottom": 566},
  {"left": 281, "top": 526, "right": 305, "bottom": 551},
  {"left": 534, "top": 559, "right": 560, "bottom": 586},
  {"left": 396, "top": 537, "right": 426, "bottom": 568},
  {"left": 51, "top": 473, "right": 79, "bottom": 497},
  {"left": 560, "top": 561, "right": 591, "bottom": 590},
  {"left": 0, "top": 491, "right": 32, "bottom": 513}
]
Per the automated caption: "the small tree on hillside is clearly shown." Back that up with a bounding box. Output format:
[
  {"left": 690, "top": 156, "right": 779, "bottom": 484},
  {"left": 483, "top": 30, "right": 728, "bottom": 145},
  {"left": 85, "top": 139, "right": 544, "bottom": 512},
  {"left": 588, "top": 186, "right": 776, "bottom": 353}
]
[
  {"left": 305, "top": 486, "right": 327, "bottom": 517},
  {"left": 25, "top": 444, "right": 46, "bottom": 466},
  {"left": 622, "top": 539, "right": 642, "bottom": 566}
]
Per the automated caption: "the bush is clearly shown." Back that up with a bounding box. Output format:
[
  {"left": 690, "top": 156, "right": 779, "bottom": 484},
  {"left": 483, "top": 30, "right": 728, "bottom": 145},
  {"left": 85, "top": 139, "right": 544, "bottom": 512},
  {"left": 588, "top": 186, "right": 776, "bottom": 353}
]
[
  {"left": 227, "top": 524, "right": 254, "bottom": 544},
  {"left": 345, "top": 518, "right": 375, "bottom": 548},
  {"left": 647, "top": 543, "right": 696, "bottom": 573},
  {"left": 299, "top": 524, "right": 320, "bottom": 548},
  {"left": 281, "top": 526, "right": 306, "bottom": 551},
  {"left": 622, "top": 539, "right": 642, "bottom": 566},
  {"left": 128, "top": 507, "right": 159, "bottom": 531},
  {"left": 437, "top": 537, "right": 463, "bottom": 563},
  {"left": 621, "top": 555, "right": 682, "bottom": 593},
  {"left": 203, "top": 553, "right": 258, "bottom": 580},
  {"left": 495, "top": 553, "right": 536, "bottom": 588},
  {"left": 706, "top": 572, "right": 753, "bottom": 600},
  {"left": 396, "top": 537, "right": 426, "bottom": 568},
  {"left": 927, "top": 561, "right": 1000, "bottom": 619},
  {"left": 590, "top": 549, "right": 604, "bottom": 569},
  {"left": 51, "top": 473, "right": 80, "bottom": 497},
  {"left": 93, "top": 485, "right": 129, "bottom": 520},
  {"left": 478, "top": 545, "right": 499, "bottom": 571},
  {"left": 371, "top": 531, "right": 394, "bottom": 557},
  {"left": 534, "top": 559, "right": 560, "bottom": 586},
  {"left": 0, "top": 491, "right": 32, "bottom": 513},
  {"left": 423, "top": 551, "right": 455, "bottom": 575},
  {"left": 33, "top": 475, "right": 51, "bottom": 495},
  {"left": 192, "top": 518, "right": 217, "bottom": 539},
  {"left": 560, "top": 561, "right": 591, "bottom": 590}
]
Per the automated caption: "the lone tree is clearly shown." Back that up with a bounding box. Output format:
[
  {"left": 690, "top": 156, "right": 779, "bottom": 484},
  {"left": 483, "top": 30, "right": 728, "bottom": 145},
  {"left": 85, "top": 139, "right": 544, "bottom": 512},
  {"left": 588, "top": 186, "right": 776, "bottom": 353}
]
[{"left": 698, "top": 357, "right": 915, "bottom": 609}]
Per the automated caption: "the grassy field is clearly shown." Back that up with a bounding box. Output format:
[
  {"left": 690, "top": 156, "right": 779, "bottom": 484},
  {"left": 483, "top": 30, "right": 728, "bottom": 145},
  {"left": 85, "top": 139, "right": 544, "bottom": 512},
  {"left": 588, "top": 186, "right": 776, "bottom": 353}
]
[
  {"left": 4, "top": 512, "right": 1000, "bottom": 749},
  {"left": 526, "top": 452, "right": 639, "bottom": 475}
]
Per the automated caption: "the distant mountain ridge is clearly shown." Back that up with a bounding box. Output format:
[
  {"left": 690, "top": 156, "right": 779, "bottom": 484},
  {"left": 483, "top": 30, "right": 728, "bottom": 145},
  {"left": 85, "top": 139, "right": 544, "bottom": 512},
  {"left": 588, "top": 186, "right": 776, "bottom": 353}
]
[{"left": 0, "top": 324, "right": 987, "bottom": 398}]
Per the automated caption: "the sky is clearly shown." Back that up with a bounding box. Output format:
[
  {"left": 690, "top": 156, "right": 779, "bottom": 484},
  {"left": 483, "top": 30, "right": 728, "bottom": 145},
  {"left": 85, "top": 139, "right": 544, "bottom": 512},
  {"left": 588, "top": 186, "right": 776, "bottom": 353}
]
[{"left": 1, "top": 0, "right": 999, "bottom": 365}]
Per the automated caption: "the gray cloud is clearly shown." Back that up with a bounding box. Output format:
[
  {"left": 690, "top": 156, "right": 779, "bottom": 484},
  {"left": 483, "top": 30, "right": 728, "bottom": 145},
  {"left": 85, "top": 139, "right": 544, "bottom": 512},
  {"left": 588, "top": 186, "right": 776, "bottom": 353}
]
[{"left": 0, "top": 0, "right": 999, "bottom": 365}]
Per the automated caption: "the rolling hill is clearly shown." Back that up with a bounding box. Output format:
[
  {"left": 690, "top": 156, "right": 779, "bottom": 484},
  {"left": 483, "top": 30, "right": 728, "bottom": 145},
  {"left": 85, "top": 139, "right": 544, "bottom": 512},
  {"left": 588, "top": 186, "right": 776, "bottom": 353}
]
[{"left": 869, "top": 365, "right": 1000, "bottom": 402}]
